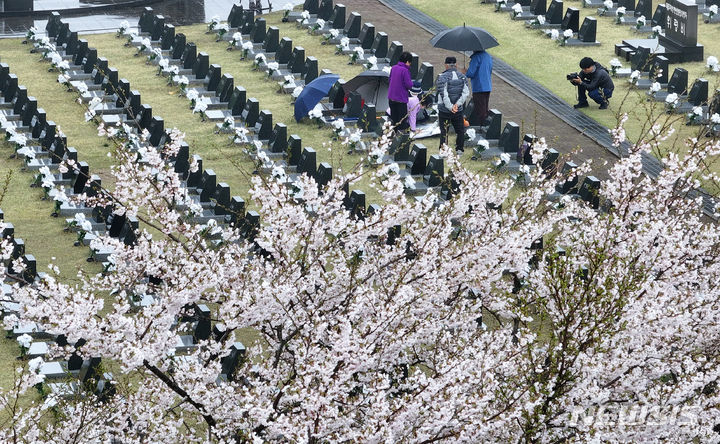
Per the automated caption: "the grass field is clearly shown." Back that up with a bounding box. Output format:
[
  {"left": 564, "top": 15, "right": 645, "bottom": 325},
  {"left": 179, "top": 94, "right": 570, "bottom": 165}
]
[
  {"left": 0, "top": 11, "right": 503, "bottom": 390},
  {"left": 2, "top": 0, "right": 716, "bottom": 392}
]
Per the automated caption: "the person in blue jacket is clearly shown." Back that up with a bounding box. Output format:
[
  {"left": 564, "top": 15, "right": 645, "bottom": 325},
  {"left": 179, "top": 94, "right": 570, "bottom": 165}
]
[{"left": 464, "top": 49, "right": 493, "bottom": 125}]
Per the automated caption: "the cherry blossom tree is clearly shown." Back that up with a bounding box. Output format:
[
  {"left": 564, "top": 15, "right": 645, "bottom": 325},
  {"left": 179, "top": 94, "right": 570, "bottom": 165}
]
[{"left": 2, "top": 107, "right": 720, "bottom": 443}]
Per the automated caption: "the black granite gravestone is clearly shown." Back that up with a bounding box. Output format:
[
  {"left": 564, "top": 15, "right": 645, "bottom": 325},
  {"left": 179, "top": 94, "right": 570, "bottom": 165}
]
[
  {"left": 303, "top": 57, "right": 318, "bottom": 83},
  {"left": 199, "top": 170, "right": 217, "bottom": 203},
  {"left": 255, "top": 110, "right": 273, "bottom": 140},
  {"left": 345, "top": 91, "right": 363, "bottom": 118},
  {"left": 276, "top": 37, "right": 293, "bottom": 65},
  {"left": 288, "top": 135, "right": 302, "bottom": 166},
  {"left": 241, "top": 10, "right": 256, "bottom": 35},
  {"left": 387, "top": 41, "right": 404, "bottom": 65},
  {"left": 652, "top": 3, "right": 667, "bottom": 25},
  {"left": 181, "top": 43, "right": 197, "bottom": 70},
  {"left": 556, "top": 161, "right": 578, "bottom": 194},
  {"left": 318, "top": 0, "right": 334, "bottom": 20},
  {"left": 579, "top": 176, "right": 601, "bottom": 209},
  {"left": 687, "top": 78, "right": 709, "bottom": 105},
  {"left": 546, "top": 0, "right": 564, "bottom": 24},
  {"left": 299, "top": 147, "right": 317, "bottom": 176},
  {"left": 650, "top": 55, "right": 669, "bottom": 83},
  {"left": 303, "top": 0, "right": 320, "bottom": 14},
  {"left": 630, "top": 46, "right": 651, "bottom": 71},
  {"left": 139, "top": 7, "right": 154, "bottom": 33},
  {"left": 288, "top": 47, "right": 306, "bottom": 75},
  {"left": 484, "top": 109, "right": 503, "bottom": 139},
  {"left": 269, "top": 123, "right": 288, "bottom": 153},
  {"left": 217, "top": 74, "right": 234, "bottom": 102},
  {"left": 316, "top": 162, "right": 332, "bottom": 189},
  {"left": 668, "top": 67, "right": 688, "bottom": 94},
  {"left": 416, "top": 62, "right": 434, "bottom": 91},
  {"left": 228, "top": 4, "right": 244, "bottom": 28},
  {"left": 371, "top": 32, "right": 389, "bottom": 59},
  {"left": 578, "top": 17, "right": 597, "bottom": 43},
  {"left": 206, "top": 64, "right": 221, "bottom": 91},
  {"left": 635, "top": 0, "right": 652, "bottom": 18},
  {"left": 330, "top": 4, "right": 347, "bottom": 29},
  {"left": 409, "top": 143, "right": 427, "bottom": 175},
  {"left": 359, "top": 103, "right": 379, "bottom": 134},
  {"left": 344, "top": 12, "right": 362, "bottom": 39},
  {"left": 192, "top": 52, "right": 209, "bottom": 80},
  {"left": 151, "top": 15, "right": 165, "bottom": 42},
  {"left": 171, "top": 34, "right": 186, "bottom": 60},
  {"left": 251, "top": 18, "right": 267, "bottom": 44},
  {"left": 228, "top": 86, "right": 247, "bottom": 116},
  {"left": 149, "top": 116, "right": 165, "bottom": 146},
  {"left": 159, "top": 24, "right": 175, "bottom": 52},
  {"left": 531, "top": 0, "right": 547, "bottom": 15},
  {"left": 424, "top": 155, "right": 444, "bottom": 187},
  {"left": 241, "top": 98, "right": 260, "bottom": 127},
  {"left": 561, "top": 8, "right": 580, "bottom": 32},
  {"left": 357, "top": 23, "right": 375, "bottom": 49},
  {"left": 264, "top": 27, "right": 280, "bottom": 53},
  {"left": 499, "top": 122, "right": 520, "bottom": 153}
]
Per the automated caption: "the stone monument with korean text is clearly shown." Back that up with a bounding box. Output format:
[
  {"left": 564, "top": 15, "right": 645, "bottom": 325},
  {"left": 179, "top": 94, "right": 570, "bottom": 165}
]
[{"left": 615, "top": 0, "right": 703, "bottom": 63}]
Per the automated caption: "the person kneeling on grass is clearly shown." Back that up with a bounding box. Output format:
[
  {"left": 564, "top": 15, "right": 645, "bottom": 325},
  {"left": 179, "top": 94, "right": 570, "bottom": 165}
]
[{"left": 572, "top": 57, "right": 614, "bottom": 110}]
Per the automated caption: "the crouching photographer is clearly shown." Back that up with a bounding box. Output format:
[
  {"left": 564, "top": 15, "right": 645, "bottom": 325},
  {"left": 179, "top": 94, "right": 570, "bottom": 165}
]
[{"left": 569, "top": 57, "right": 614, "bottom": 110}]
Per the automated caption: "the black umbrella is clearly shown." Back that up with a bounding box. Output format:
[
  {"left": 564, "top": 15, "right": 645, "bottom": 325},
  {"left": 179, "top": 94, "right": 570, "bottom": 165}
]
[
  {"left": 430, "top": 24, "right": 499, "bottom": 52},
  {"left": 343, "top": 69, "right": 390, "bottom": 111}
]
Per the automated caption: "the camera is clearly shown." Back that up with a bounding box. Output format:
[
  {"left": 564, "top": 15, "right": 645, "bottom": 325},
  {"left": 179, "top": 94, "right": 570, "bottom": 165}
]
[{"left": 566, "top": 72, "right": 580, "bottom": 81}]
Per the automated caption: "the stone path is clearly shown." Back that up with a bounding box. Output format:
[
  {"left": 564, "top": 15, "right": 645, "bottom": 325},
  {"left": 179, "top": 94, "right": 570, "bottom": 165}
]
[
  {"left": 350, "top": 0, "right": 716, "bottom": 216},
  {"left": 341, "top": 0, "right": 620, "bottom": 180}
]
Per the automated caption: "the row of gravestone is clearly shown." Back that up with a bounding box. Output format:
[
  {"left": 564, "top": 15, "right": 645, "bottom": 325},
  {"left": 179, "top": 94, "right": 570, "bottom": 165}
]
[
  {"left": 0, "top": 22, "right": 259, "bottom": 400},
  {"left": 490, "top": 0, "right": 711, "bottom": 120},
  {"left": 42, "top": 13, "right": 269, "bottom": 255},
  {"left": 224, "top": 2, "right": 438, "bottom": 92},
  {"left": 130, "top": 8, "right": 377, "bottom": 209},
  {"left": 31, "top": 10, "right": 257, "bottom": 386},
  {"left": 137, "top": 5, "right": 454, "bottom": 199},
  {"left": 4, "top": 6, "right": 608, "bottom": 402},
  {"left": 0, "top": 56, "right": 143, "bottom": 259},
  {"left": 136, "top": 6, "right": 324, "bottom": 92},
  {"left": 298, "top": 0, "right": 609, "bottom": 206},
  {"left": 0, "top": 210, "right": 244, "bottom": 399},
  {"left": 274, "top": 0, "right": 581, "bottom": 185},
  {"left": 0, "top": 209, "right": 118, "bottom": 401},
  {"left": 614, "top": 46, "right": 711, "bottom": 119},
  {"left": 498, "top": 0, "right": 669, "bottom": 45}
]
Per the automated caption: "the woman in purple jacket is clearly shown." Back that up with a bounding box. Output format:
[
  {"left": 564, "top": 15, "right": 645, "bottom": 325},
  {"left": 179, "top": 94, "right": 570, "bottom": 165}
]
[{"left": 387, "top": 52, "right": 414, "bottom": 131}]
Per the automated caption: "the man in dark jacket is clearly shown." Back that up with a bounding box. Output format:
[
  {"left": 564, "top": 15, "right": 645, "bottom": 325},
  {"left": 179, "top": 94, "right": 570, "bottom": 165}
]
[
  {"left": 572, "top": 57, "right": 614, "bottom": 110},
  {"left": 436, "top": 56, "right": 470, "bottom": 153}
]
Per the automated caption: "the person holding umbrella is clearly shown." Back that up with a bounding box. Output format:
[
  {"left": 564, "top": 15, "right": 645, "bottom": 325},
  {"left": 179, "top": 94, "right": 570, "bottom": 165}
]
[
  {"left": 436, "top": 56, "right": 470, "bottom": 154},
  {"left": 429, "top": 24, "right": 499, "bottom": 128},
  {"left": 387, "top": 52, "right": 414, "bottom": 131},
  {"left": 464, "top": 49, "right": 493, "bottom": 125}
]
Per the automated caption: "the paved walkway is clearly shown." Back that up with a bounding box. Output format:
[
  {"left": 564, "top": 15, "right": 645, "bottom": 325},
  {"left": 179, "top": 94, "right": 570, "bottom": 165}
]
[
  {"left": 342, "top": 0, "right": 620, "bottom": 180},
  {"left": 349, "top": 0, "right": 719, "bottom": 216}
]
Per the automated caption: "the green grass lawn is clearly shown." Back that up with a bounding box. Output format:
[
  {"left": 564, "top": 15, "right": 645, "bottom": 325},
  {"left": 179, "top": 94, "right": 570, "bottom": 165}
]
[
  {"left": 0, "top": 5, "right": 584, "bottom": 391},
  {"left": 407, "top": 0, "right": 720, "bottom": 158}
]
